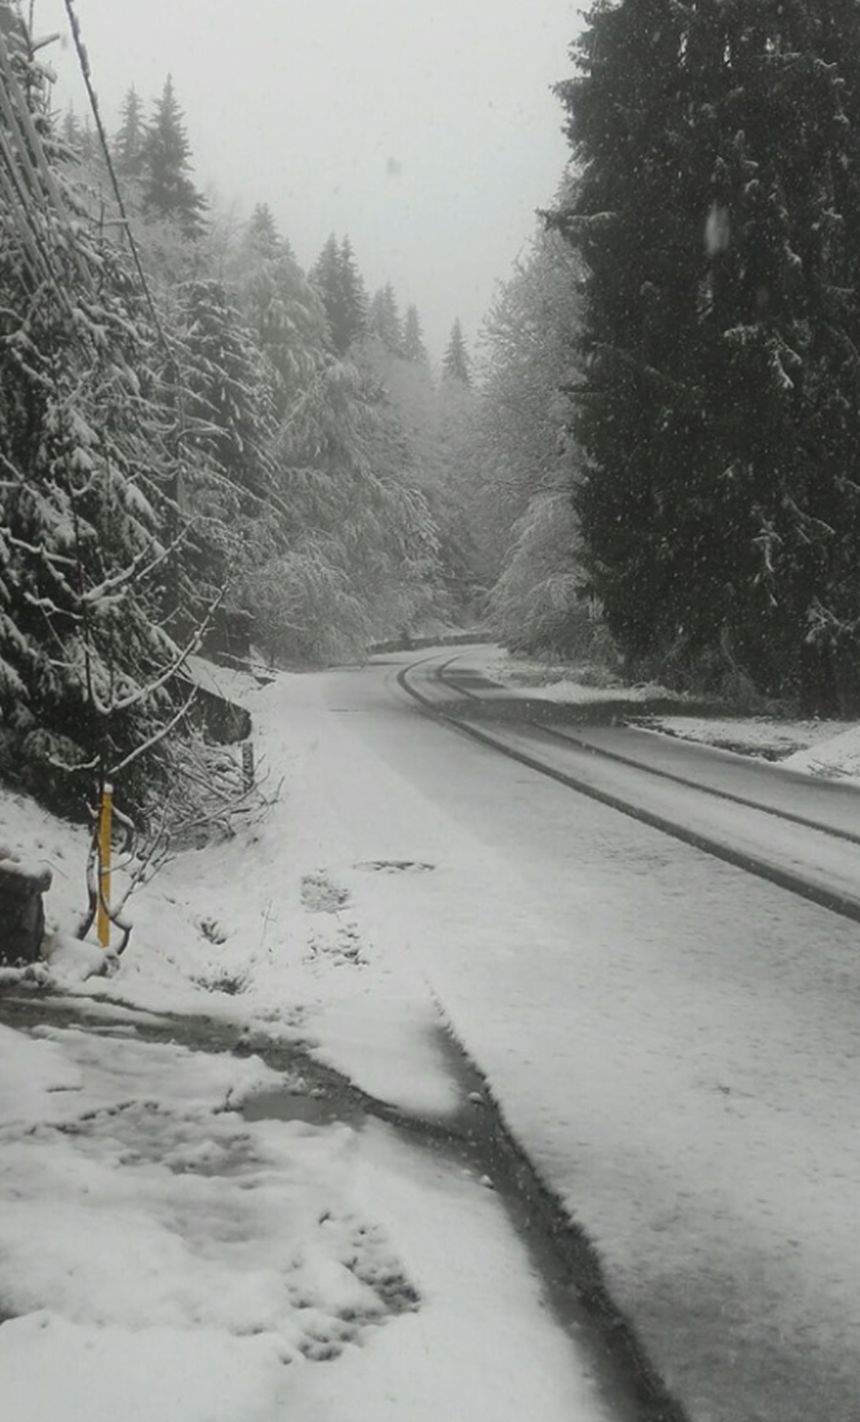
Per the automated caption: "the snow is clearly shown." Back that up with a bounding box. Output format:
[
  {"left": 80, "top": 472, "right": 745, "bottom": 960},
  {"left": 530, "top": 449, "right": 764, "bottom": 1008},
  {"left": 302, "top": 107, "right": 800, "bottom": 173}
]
[
  {"left": 41, "top": 932, "right": 118, "bottom": 985},
  {"left": 476, "top": 648, "right": 682, "bottom": 706},
  {"left": 638, "top": 712, "right": 854, "bottom": 760},
  {"left": 3, "top": 647, "right": 859, "bottom": 1421},
  {"left": 0, "top": 849, "right": 52, "bottom": 888},
  {"left": 461, "top": 648, "right": 860, "bottom": 788},
  {"left": 782, "top": 721, "right": 860, "bottom": 782},
  {"left": 0, "top": 1023, "right": 608, "bottom": 1422}
]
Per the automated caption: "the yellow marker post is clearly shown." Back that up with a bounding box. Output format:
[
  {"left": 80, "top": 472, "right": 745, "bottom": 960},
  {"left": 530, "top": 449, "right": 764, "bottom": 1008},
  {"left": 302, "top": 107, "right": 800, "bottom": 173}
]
[{"left": 97, "top": 780, "right": 113, "bottom": 949}]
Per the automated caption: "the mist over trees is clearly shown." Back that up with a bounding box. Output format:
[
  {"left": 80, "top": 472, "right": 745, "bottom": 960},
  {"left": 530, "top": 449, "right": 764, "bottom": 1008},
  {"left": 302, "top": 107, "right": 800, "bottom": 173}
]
[
  {"left": 0, "top": 10, "right": 471, "bottom": 822},
  {"left": 6, "top": 0, "right": 860, "bottom": 836}
]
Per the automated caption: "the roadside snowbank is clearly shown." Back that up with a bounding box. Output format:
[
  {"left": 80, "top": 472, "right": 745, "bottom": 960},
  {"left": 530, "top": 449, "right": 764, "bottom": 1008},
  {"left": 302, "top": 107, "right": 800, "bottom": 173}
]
[
  {"left": 476, "top": 648, "right": 683, "bottom": 706},
  {"left": 474, "top": 645, "right": 860, "bottom": 783},
  {"left": 782, "top": 722, "right": 860, "bottom": 781},
  {"left": 636, "top": 712, "right": 854, "bottom": 762}
]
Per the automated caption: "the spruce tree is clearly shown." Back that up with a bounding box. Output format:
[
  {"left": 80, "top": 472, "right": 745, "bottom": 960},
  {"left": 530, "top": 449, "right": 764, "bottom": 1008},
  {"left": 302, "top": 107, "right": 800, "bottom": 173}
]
[
  {"left": 245, "top": 202, "right": 294, "bottom": 261},
  {"left": 247, "top": 360, "right": 444, "bottom": 661},
  {"left": 176, "top": 280, "right": 281, "bottom": 637},
  {"left": 238, "top": 210, "right": 327, "bottom": 420},
  {"left": 141, "top": 76, "right": 206, "bottom": 238},
  {"left": 369, "top": 283, "right": 403, "bottom": 354},
  {"left": 312, "top": 233, "right": 367, "bottom": 355},
  {"left": 0, "top": 28, "right": 201, "bottom": 814},
  {"left": 61, "top": 107, "right": 82, "bottom": 151},
  {"left": 555, "top": 0, "right": 860, "bottom": 709},
  {"left": 403, "top": 305, "right": 428, "bottom": 364},
  {"left": 337, "top": 237, "right": 368, "bottom": 351},
  {"left": 442, "top": 318, "right": 471, "bottom": 385},
  {"left": 114, "top": 85, "right": 145, "bottom": 182}
]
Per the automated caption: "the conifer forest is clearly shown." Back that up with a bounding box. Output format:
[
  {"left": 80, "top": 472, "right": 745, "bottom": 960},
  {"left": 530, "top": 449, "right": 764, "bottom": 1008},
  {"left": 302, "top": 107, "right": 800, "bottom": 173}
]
[
  {"left": 3, "top": 0, "right": 860, "bottom": 821},
  {"left": 5, "top": 9, "right": 860, "bottom": 1422}
]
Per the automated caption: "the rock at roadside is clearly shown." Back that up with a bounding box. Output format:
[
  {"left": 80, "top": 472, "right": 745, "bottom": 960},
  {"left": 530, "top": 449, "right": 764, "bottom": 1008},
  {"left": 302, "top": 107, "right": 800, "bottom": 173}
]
[{"left": 0, "top": 850, "right": 52, "bottom": 965}]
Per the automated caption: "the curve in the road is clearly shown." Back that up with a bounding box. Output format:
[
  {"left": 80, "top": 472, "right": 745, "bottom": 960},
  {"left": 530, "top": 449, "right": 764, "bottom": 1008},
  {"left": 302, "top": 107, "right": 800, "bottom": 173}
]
[
  {"left": 397, "top": 652, "right": 860, "bottom": 928},
  {"left": 435, "top": 657, "right": 860, "bottom": 849}
]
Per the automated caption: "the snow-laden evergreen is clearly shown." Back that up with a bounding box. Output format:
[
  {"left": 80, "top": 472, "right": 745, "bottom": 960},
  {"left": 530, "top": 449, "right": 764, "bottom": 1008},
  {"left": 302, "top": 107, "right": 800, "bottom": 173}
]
[
  {"left": 0, "top": 19, "right": 198, "bottom": 814},
  {"left": 247, "top": 357, "right": 446, "bottom": 662},
  {"left": 441, "top": 317, "right": 471, "bottom": 386},
  {"left": 554, "top": 0, "right": 860, "bottom": 710},
  {"left": 140, "top": 76, "right": 206, "bottom": 239}
]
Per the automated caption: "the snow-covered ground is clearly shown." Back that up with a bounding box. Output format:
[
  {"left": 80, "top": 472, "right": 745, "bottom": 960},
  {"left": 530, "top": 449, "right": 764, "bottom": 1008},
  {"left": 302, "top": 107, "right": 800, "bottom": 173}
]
[
  {"left": 0, "top": 1022, "right": 604, "bottom": 1422},
  {"left": 477, "top": 649, "right": 684, "bottom": 707},
  {"left": 781, "top": 722, "right": 860, "bottom": 780},
  {"left": 2, "top": 647, "right": 859, "bottom": 1422},
  {"left": 636, "top": 711, "right": 856, "bottom": 762},
  {"left": 469, "top": 645, "right": 860, "bottom": 782}
]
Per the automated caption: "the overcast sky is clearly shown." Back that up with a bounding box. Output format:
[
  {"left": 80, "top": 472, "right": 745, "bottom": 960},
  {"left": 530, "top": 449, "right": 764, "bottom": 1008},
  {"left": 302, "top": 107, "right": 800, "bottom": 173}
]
[{"left": 35, "top": 0, "right": 580, "bottom": 360}]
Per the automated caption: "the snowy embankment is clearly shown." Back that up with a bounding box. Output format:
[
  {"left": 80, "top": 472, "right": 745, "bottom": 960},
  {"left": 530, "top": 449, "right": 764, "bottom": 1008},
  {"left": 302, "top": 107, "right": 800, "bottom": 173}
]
[
  {"left": 478, "top": 647, "right": 860, "bottom": 782},
  {"left": 476, "top": 648, "right": 685, "bottom": 707},
  {"left": 2, "top": 649, "right": 859, "bottom": 1422},
  {"left": 634, "top": 712, "right": 859, "bottom": 771}
]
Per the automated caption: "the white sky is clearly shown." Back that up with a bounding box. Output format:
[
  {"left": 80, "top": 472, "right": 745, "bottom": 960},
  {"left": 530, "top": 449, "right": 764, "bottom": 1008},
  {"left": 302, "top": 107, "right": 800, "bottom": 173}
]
[{"left": 33, "top": 0, "right": 580, "bottom": 359}]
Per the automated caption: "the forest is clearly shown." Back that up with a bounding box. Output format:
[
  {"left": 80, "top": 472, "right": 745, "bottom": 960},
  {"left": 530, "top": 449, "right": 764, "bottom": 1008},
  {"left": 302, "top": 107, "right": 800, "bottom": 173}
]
[{"left": 3, "top": 0, "right": 860, "bottom": 836}]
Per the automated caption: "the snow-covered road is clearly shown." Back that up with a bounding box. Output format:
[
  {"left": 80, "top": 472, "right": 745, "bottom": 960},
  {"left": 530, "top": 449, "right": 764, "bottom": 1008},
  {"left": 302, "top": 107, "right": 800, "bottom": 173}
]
[
  {"left": 311, "top": 646, "right": 860, "bottom": 1422},
  {"left": 3, "top": 646, "right": 858, "bottom": 1422},
  {"left": 401, "top": 650, "right": 860, "bottom": 919}
]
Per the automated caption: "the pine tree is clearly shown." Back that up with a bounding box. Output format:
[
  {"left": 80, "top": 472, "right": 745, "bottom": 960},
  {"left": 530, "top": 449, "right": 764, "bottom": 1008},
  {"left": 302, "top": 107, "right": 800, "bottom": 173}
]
[
  {"left": 246, "top": 359, "right": 445, "bottom": 662},
  {"left": 337, "top": 237, "right": 368, "bottom": 350},
  {"left": 369, "top": 283, "right": 403, "bottom": 354},
  {"left": 61, "top": 107, "right": 82, "bottom": 151},
  {"left": 237, "top": 210, "right": 328, "bottom": 420},
  {"left": 311, "top": 233, "right": 367, "bottom": 355},
  {"left": 141, "top": 76, "right": 206, "bottom": 238},
  {"left": 0, "top": 28, "right": 202, "bottom": 815},
  {"left": 554, "top": 0, "right": 860, "bottom": 710},
  {"left": 477, "top": 224, "right": 588, "bottom": 635},
  {"left": 178, "top": 279, "right": 277, "bottom": 524},
  {"left": 403, "top": 305, "right": 428, "bottom": 364},
  {"left": 114, "top": 85, "right": 145, "bottom": 182},
  {"left": 245, "top": 202, "right": 294, "bottom": 261},
  {"left": 442, "top": 318, "right": 471, "bottom": 385},
  {"left": 78, "top": 112, "right": 96, "bottom": 164},
  {"left": 176, "top": 279, "right": 282, "bottom": 646}
]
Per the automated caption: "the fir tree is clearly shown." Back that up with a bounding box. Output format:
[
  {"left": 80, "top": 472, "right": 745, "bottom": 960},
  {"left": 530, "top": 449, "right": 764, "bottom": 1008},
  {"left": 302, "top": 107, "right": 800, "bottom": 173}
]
[
  {"left": 0, "top": 31, "right": 202, "bottom": 814},
  {"left": 114, "top": 85, "right": 145, "bottom": 181},
  {"left": 477, "top": 223, "right": 588, "bottom": 637},
  {"left": 369, "top": 283, "right": 403, "bottom": 354},
  {"left": 245, "top": 202, "right": 294, "bottom": 261},
  {"left": 337, "top": 237, "right": 368, "bottom": 350},
  {"left": 61, "top": 107, "right": 82, "bottom": 151},
  {"left": 403, "top": 304, "right": 428, "bottom": 364},
  {"left": 177, "top": 277, "right": 278, "bottom": 577},
  {"left": 247, "top": 358, "right": 444, "bottom": 661},
  {"left": 141, "top": 76, "right": 206, "bottom": 238},
  {"left": 78, "top": 112, "right": 96, "bottom": 164},
  {"left": 554, "top": 0, "right": 860, "bottom": 710},
  {"left": 237, "top": 211, "right": 328, "bottom": 420},
  {"left": 311, "top": 233, "right": 367, "bottom": 355},
  {"left": 442, "top": 318, "right": 471, "bottom": 385}
]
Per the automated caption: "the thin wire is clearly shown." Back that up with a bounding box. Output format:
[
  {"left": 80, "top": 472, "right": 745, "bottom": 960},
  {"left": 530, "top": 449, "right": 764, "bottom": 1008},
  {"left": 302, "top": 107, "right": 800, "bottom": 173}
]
[
  {"left": 61, "top": 0, "right": 174, "bottom": 363},
  {"left": 60, "top": 0, "right": 188, "bottom": 553}
]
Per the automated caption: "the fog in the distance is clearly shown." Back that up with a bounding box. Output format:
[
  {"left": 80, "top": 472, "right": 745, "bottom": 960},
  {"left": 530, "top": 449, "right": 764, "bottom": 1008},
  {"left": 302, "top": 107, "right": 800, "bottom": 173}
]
[{"left": 36, "top": 0, "right": 579, "bottom": 356}]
